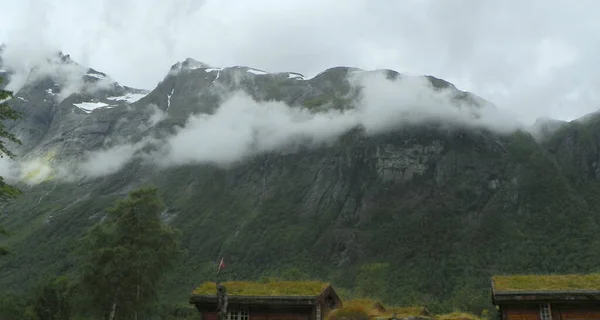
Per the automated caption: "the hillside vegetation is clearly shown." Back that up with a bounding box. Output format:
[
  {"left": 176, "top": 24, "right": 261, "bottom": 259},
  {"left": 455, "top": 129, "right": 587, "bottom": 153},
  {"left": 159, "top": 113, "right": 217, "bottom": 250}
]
[{"left": 2, "top": 58, "right": 600, "bottom": 318}]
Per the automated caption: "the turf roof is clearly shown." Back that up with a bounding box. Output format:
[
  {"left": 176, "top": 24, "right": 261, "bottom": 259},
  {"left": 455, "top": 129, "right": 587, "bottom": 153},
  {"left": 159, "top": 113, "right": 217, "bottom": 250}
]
[
  {"left": 192, "top": 281, "right": 330, "bottom": 296},
  {"left": 492, "top": 273, "right": 600, "bottom": 292}
]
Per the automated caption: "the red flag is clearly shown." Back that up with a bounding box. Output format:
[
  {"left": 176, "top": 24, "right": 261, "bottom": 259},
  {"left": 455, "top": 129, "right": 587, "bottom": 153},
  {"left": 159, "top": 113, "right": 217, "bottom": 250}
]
[{"left": 218, "top": 258, "right": 225, "bottom": 270}]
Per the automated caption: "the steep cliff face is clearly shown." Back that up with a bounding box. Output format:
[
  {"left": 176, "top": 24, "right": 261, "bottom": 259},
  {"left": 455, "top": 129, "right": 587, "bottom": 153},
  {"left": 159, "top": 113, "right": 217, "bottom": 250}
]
[
  {"left": 1, "top": 54, "right": 600, "bottom": 312},
  {"left": 543, "top": 113, "right": 600, "bottom": 208}
]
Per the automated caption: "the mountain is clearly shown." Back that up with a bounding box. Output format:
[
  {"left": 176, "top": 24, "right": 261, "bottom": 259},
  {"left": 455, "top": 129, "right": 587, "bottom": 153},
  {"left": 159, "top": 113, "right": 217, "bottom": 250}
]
[
  {"left": 2, "top": 53, "right": 600, "bottom": 314},
  {"left": 529, "top": 117, "right": 568, "bottom": 142}
]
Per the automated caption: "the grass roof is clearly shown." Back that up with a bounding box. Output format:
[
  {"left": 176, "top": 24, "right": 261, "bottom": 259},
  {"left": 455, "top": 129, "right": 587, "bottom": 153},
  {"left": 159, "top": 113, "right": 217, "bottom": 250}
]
[
  {"left": 436, "top": 312, "right": 481, "bottom": 320},
  {"left": 344, "top": 299, "right": 384, "bottom": 308},
  {"left": 492, "top": 273, "right": 600, "bottom": 292},
  {"left": 192, "top": 281, "right": 330, "bottom": 296},
  {"left": 326, "top": 301, "right": 431, "bottom": 320},
  {"left": 388, "top": 307, "right": 429, "bottom": 317},
  {"left": 326, "top": 302, "right": 383, "bottom": 320}
]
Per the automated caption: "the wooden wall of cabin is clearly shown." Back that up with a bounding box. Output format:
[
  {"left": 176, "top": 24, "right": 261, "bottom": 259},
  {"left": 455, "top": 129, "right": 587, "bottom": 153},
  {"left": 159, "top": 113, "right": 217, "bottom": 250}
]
[
  {"left": 199, "top": 305, "right": 314, "bottom": 320},
  {"left": 500, "top": 304, "right": 600, "bottom": 320},
  {"left": 201, "top": 311, "right": 310, "bottom": 320},
  {"left": 502, "top": 304, "right": 539, "bottom": 320},
  {"left": 555, "top": 305, "right": 600, "bottom": 320},
  {"left": 319, "top": 291, "right": 342, "bottom": 320},
  {"left": 320, "top": 300, "right": 340, "bottom": 320}
]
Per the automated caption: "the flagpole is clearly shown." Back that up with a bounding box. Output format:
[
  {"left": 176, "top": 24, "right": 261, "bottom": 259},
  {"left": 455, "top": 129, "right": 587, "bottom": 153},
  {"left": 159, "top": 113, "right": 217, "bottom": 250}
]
[
  {"left": 216, "top": 257, "right": 228, "bottom": 320},
  {"left": 216, "top": 257, "right": 221, "bottom": 285},
  {"left": 216, "top": 257, "right": 225, "bottom": 284}
]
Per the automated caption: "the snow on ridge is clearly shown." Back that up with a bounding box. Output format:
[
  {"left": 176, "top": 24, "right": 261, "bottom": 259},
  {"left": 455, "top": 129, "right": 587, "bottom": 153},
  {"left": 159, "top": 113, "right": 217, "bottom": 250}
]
[
  {"left": 247, "top": 68, "right": 269, "bottom": 75},
  {"left": 288, "top": 73, "right": 304, "bottom": 79},
  {"left": 167, "top": 88, "right": 174, "bottom": 111},
  {"left": 205, "top": 68, "right": 221, "bottom": 72},
  {"left": 210, "top": 70, "right": 221, "bottom": 86},
  {"left": 17, "top": 97, "right": 27, "bottom": 102},
  {"left": 107, "top": 92, "right": 148, "bottom": 104},
  {"left": 74, "top": 101, "right": 110, "bottom": 113},
  {"left": 184, "top": 60, "right": 206, "bottom": 70},
  {"left": 86, "top": 72, "right": 108, "bottom": 80}
]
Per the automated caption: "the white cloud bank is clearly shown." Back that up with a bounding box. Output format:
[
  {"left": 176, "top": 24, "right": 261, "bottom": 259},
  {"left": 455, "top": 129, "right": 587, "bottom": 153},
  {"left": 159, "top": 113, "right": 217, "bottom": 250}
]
[
  {"left": 0, "top": 70, "right": 523, "bottom": 185},
  {"left": 64, "top": 71, "right": 520, "bottom": 179},
  {"left": 158, "top": 72, "right": 521, "bottom": 167}
]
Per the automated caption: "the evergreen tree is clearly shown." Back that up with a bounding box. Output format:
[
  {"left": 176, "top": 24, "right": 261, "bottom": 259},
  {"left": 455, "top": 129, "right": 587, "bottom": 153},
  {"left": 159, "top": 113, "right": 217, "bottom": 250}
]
[
  {"left": 76, "top": 187, "right": 181, "bottom": 320},
  {"left": 32, "top": 275, "right": 74, "bottom": 320},
  {"left": 355, "top": 263, "right": 389, "bottom": 301},
  {"left": 0, "top": 293, "right": 35, "bottom": 320},
  {"left": 0, "top": 76, "right": 22, "bottom": 256}
]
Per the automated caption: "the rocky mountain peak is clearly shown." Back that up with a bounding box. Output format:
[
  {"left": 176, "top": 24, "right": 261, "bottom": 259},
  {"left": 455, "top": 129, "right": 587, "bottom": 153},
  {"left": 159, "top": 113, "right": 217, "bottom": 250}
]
[
  {"left": 169, "top": 58, "right": 211, "bottom": 73},
  {"left": 529, "top": 116, "right": 568, "bottom": 141}
]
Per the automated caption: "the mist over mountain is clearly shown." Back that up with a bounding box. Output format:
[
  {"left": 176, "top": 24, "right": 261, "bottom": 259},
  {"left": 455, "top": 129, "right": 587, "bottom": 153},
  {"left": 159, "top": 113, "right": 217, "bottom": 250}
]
[
  {"left": 0, "top": 51, "right": 523, "bottom": 184},
  {"left": 2, "top": 50, "right": 600, "bottom": 314}
]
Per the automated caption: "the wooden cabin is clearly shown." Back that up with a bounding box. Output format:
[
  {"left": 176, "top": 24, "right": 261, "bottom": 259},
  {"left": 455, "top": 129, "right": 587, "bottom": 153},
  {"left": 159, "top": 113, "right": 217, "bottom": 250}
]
[
  {"left": 189, "top": 281, "right": 343, "bottom": 320},
  {"left": 491, "top": 274, "right": 600, "bottom": 320}
]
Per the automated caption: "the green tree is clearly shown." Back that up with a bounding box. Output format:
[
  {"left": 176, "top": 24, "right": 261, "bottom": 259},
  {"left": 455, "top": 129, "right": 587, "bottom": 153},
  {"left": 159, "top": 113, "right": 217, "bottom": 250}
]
[
  {"left": 0, "top": 293, "right": 35, "bottom": 320},
  {"left": 279, "top": 267, "right": 310, "bottom": 281},
  {"left": 0, "top": 76, "right": 22, "bottom": 256},
  {"left": 355, "top": 262, "right": 390, "bottom": 301},
  {"left": 75, "top": 187, "right": 181, "bottom": 320},
  {"left": 33, "top": 275, "right": 74, "bottom": 320},
  {"left": 0, "top": 226, "right": 9, "bottom": 256}
]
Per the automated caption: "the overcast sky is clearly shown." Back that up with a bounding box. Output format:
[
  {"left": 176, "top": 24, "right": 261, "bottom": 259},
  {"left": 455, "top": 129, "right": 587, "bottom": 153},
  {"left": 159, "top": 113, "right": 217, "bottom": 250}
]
[{"left": 1, "top": 0, "right": 599, "bottom": 124}]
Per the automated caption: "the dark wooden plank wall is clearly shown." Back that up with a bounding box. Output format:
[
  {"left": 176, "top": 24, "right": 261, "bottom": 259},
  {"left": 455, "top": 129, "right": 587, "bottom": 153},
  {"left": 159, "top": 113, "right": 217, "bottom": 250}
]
[
  {"left": 503, "top": 305, "right": 600, "bottom": 320},
  {"left": 504, "top": 305, "right": 540, "bottom": 320},
  {"left": 202, "top": 308, "right": 312, "bottom": 320},
  {"left": 558, "top": 305, "right": 600, "bottom": 320}
]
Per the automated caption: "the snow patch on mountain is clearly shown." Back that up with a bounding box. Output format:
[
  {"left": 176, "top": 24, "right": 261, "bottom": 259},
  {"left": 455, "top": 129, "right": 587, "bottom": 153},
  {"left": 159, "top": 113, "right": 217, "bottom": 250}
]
[
  {"left": 74, "top": 101, "right": 110, "bottom": 113},
  {"left": 107, "top": 92, "right": 147, "bottom": 104},
  {"left": 288, "top": 73, "right": 304, "bottom": 79},
  {"left": 85, "top": 71, "right": 109, "bottom": 80},
  {"left": 247, "top": 68, "right": 268, "bottom": 75},
  {"left": 167, "top": 89, "right": 174, "bottom": 111}
]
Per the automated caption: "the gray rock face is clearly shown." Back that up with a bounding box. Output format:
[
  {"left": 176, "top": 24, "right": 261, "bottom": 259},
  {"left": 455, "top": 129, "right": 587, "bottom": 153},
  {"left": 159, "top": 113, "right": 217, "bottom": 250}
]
[{"left": 375, "top": 140, "right": 444, "bottom": 183}]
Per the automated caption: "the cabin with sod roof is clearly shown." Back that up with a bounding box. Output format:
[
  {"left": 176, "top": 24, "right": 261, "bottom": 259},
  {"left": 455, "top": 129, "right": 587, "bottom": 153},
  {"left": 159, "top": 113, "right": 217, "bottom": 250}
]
[
  {"left": 326, "top": 299, "right": 431, "bottom": 320},
  {"left": 189, "top": 281, "right": 343, "bottom": 320},
  {"left": 491, "top": 273, "right": 600, "bottom": 320}
]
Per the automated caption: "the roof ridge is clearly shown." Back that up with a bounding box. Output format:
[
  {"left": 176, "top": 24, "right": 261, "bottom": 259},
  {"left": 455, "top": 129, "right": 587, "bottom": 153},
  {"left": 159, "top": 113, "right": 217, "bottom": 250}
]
[
  {"left": 192, "top": 280, "right": 331, "bottom": 297},
  {"left": 491, "top": 273, "right": 600, "bottom": 292}
]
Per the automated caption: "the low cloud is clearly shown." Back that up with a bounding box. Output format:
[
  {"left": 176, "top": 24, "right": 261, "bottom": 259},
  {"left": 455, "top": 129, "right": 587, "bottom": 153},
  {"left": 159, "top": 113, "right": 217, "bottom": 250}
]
[
  {"left": 2, "top": 70, "right": 524, "bottom": 185},
  {"left": 352, "top": 72, "right": 522, "bottom": 134},
  {"left": 1, "top": 47, "right": 114, "bottom": 101},
  {"left": 77, "top": 144, "right": 141, "bottom": 178},
  {"left": 156, "top": 71, "right": 522, "bottom": 167},
  {"left": 0, "top": 156, "right": 20, "bottom": 183}
]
